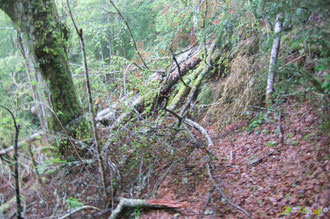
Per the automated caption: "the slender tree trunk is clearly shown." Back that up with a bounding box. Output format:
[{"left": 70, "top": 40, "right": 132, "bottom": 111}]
[
  {"left": 266, "top": 13, "right": 283, "bottom": 106},
  {"left": 106, "top": 0, "right": 112, "bottom": 65},
  {"left": 0, "top": 0, "right": 85, "bottom": 134}
]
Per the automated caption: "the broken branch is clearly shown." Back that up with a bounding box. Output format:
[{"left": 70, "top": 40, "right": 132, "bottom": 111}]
[{"left": 109, "top": 197, "right": 187, "bottom": 219}]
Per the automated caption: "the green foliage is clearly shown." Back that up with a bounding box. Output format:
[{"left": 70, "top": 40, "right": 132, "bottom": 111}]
[
  {"left": 266, "top": 141, "right": 278, "bottom": 147},
  {"left": 248, "top": 114, "right": 265, "bottom": 131},
  {"left": 65, "top": 197, "right": 84, "bottom": 209},
  {"left": 132, "top": 207, "right": 142, "bottom": 218},
  {"left": 0, "top": 11, "right": 14, "bottom": 57},
  {"left": 37, "top": 157, "right": 67, "bottom": 174},
  {"left": 0, "top": 48, "right": 35, "bottom": 141},
  {"left": 153, "top": 0, "right": 193, "bottom": 52}
]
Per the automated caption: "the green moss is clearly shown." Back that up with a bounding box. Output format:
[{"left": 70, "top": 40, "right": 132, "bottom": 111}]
[
  {"left": 23, "top": 0, "right": 85, "bottom": 133},
  {"left": 0, "top": 0, "right": 91, "bottom": 157}
]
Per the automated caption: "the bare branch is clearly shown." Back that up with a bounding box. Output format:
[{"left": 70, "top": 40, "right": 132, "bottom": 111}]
[
  {"left": 109, "top": 0, "right": 149, "bottom": 70},
  {"left": 0, "top": 131, "right": 45, "bottom": 156},
  {"left": 206, "top": 163, "right": 251, "bottom": 218},
  {"left": 58, "top": 205, "right": 101, "bottom": 219},
  {"left": 66, "top": 0, "right": 108, "bottom": 198},
  {"left": 0, "top": 105, "right": 22, "bottom": 219},
  {"left": 170, "top": 48, "right": 190, "bottom": 88}
]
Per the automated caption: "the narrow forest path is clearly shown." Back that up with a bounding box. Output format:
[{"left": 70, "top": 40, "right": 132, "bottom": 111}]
[{"left": 142, "top": 98, "right": 329, "bottom": 218}]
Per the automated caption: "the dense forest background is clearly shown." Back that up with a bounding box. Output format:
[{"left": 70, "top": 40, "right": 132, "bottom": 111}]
[{"left": 0, "top": 0, "right": 329, "bottom": 218}]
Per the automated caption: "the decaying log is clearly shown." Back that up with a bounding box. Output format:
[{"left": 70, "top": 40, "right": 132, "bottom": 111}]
[
  {"left": 168, "top": 63, "right": 203, "bottom": 110},
  {"left": 108, "top": 197, "right": 187, "bottom": 219},
  {"left": 96, "top": 40, "right": 220, "bottom": 129},
  {"left": 157, "top": 48, "right": 201, "bottom": 106},
  {"left": 169, "top": 46, "right": 221, "bottom": 111}
]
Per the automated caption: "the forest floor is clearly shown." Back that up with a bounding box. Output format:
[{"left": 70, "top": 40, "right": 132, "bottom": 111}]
[
  {"left": 0, "top": 97, "right": 329, "bottom": 219},
  {"left": 141, "top": 98, "right": 329, "bottom": 219}
]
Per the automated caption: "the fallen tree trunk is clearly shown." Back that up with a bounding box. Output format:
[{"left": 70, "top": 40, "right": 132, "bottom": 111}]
[
  {"left": 96, "top": 41, "right": 221, "bottom": 129},
  {"left": 157, "top": 48, "right": 202, "bottom": 106},
  {"left": 108, "top": 197, "right": 187, "bottom": 219},
  {"left": 169, "top": 42, "right": 221, "bottom": 111},
  {"left": 96, "top": 46, "right": 202, "bottom": 127},
  {"left": 168, "top": 63, "right": 203, "bottom": 110}
]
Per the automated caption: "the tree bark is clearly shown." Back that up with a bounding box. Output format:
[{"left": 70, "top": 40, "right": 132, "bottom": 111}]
[
  {"left": 0, "top": 0, "right": 84, "bottom": 133},
  {"left": 266, "top": 13, "right": 283, "bottom": 106},
  {"left": 18, "top": 33, "right": 49, "bottom": 131}
]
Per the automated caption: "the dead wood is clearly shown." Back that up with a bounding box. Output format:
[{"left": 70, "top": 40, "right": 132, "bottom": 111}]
[
  {"left": 170, "top": 48, "right": 190, "bottom": 88},
  {"left": 168, "top": 42, "right": 220, "bottom": 111},
  {"left": 0, "top": 131, "right": 45, "bottom": 157},
  {"left": 58, "top": 205, "right": 101, "bottom": 219},
  {"left": 184, "top": 118, "right": 213, "bottom": 147},
  {"left": 67, "top": 0, "right": 108, "bottom": 197},
  {"left": 248, "top": 150, "right": 275, "bottom": 167},
  {"left": 199, "top": 187, "right": 213, "bottom": 219},
  {"left": 96, "top": 46, "right": 201, "bottom": 127},
  {"left": 152, "top": 159, "right": 182, "bottom": 195},
  {"left": 0, "top": 106, "right": 22, "bottom": 218},
  {"left": 108, "top": 197, "right": 187, "bottom": 219},
  {"left": 206, "top": 163, "right": 252, "bottom": 218}
]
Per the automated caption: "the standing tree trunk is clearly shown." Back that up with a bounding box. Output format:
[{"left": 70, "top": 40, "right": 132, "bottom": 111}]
[
  {"left": 0, "top": 0, "right": 85, "bottom": 134},
  {"left": 266, "top": 13, "right": 283, "bottom": 106},
  {"left": 18, "top": 33, "right": 49, "bottom": 131}
]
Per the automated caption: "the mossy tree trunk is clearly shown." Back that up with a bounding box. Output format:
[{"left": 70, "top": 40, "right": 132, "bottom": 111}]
[{"left": 0, "top": 0, "right": 84, "bottom": 134}]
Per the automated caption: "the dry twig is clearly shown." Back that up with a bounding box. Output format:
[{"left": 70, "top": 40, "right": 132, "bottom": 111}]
[
  {"left": 0, "top": 105, "right": 22, "bottom": 218},
  {"left": 58, "top": 205, "right": 101, "bottom": 219},
  {"left": 206, "top": 163, "right": 251, "bottom": 218},
  {"left": 109, "top": 0, "right": 149, "bottom": 70},
  {"left": 66, "top": 0, "right": 108, "bottom": 197}
]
